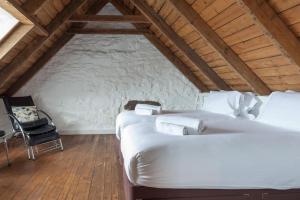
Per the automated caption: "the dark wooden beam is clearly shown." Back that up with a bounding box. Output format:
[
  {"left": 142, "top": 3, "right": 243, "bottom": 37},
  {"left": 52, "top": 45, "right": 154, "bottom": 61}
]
[
  {"left": 68, "top": 28, "right": 149, "bottom": 34},
  {"left": 4, "top": 0, "right": 109, "bottom": 95},
  {"left": 0, "top": 0, "right": 86, "bottom": 91},
  {"left": 7, "top": 0, "right": 48, "bottom": 36},
  {"left": 131, "top": 0, "right": 230, "bottom": 90},
  {"left": 237, "top": 0, "right": 300, "bottom": 70},
  {"left": 170, "top": 0, "right": 271, "bottom": 95},
  {"left": 110, "top": 0, "right": 209, "bottom": 91},
  {"left": 21, "top": 0, "right": 47, "bottom": 14},
  {"left": 69, "top": 15, "right": 149, "bottom": 23}
]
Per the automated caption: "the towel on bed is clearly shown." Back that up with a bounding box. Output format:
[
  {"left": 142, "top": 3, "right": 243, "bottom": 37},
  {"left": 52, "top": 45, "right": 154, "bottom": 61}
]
[
  {"left": 135, "top": 108, "right": 154, "bottom": 115},
  {"left": 156, "top": 122, "right": 188, "bottom": 135},
  {"left": 135, "top": 104, "right": 162, "bottom": 114},
  {"left": 156, "top": 116, "right": 205, "bottom": 135}
]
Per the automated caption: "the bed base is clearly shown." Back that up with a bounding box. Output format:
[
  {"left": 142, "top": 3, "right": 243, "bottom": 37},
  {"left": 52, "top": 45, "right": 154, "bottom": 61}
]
[{"left": 116, "top": 138, "right": 300, "bottom": 200}]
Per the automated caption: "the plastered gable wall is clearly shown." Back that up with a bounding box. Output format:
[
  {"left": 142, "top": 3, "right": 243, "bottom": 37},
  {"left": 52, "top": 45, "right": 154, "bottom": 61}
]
[{"left": 0, "top": 34, "right": 202, "bottom": 134}]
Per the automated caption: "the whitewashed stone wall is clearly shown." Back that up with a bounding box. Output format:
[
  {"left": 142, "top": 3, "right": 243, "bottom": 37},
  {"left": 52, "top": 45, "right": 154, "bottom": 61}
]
[{"left": 0, "top": 34, "right": 202, "bottom": 134}]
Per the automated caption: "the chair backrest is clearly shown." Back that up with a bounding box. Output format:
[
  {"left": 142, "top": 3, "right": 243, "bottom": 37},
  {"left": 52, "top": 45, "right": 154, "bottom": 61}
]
[{"left": 2, "top": 96, "right": 36, "bottom": 130}]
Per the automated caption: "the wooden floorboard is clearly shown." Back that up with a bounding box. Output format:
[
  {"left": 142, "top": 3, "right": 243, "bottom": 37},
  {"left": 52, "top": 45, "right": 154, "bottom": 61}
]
[{"left": 0, "top": 135, "right": 124, "bottom": 200}]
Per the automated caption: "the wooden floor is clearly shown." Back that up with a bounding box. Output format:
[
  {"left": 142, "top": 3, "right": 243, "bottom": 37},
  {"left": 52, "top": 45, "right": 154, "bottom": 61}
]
[{"left": 0, "top": 135, "right": 124, "bottom": 200}]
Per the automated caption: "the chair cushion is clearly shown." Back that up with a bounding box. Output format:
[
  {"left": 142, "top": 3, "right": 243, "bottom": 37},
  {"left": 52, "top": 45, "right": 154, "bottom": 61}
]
[
  {"left": 21, "top": 118, "right": 49, "bottom": 131},
  {"left": 28, "top": 131, "right": 60, "bottom": 146},
  {"left": 12, "top": 106, "right": 38, "bottom": 123},
  {"left": 27, "top": 124, "right": 56, "bottom": 135}
]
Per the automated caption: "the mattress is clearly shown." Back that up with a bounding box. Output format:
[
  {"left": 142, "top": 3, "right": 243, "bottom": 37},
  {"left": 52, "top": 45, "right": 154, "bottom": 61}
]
[{"left": 121, "top": 117, "right": 300, "bottom": 189}]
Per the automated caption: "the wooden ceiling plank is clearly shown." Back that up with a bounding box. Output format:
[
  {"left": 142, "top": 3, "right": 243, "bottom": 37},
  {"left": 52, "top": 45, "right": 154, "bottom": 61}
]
[
  {"left": 4, "top": 0, "right": 109, "bottom": 95},
  {"left": 0, "top": 0, "right": 87, "bottom": 91},
  {"left": 170, "top": 0, "right": 271, "bottom": 95},
  {"left": 69, "top": 15, "right": 150, "bottom": 23},
  {"left": 68, "top": 28, "right": 149, "bottom": 34},
  {"left": 7, "top": 0, "right": 49, "bottom": 36},
  {"left": 111, "top": 0, "right": 209, "bottom": 91},
  {"left": 131, "top": 0, "right": 230, "bottom": 90},
  {"left": 237, "top": 0, "right": 300, "bottom": 70}
]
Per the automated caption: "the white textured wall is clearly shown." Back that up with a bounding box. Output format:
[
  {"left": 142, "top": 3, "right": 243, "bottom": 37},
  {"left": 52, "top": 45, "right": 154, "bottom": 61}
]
[{"left": 0, "top": 34, "right": 202, "bottom": 134}]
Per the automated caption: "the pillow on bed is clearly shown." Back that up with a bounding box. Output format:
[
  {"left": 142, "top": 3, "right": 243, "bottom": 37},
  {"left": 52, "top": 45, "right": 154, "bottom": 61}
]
[
  {"left": 240, "top": 92, "right": 260, "bottom": 119},
  {"left": 202, "top": 91, "right": 243, "bottom": 117},
  {"left": 256, "top": 91, "right": 300, "bottom": 131}
]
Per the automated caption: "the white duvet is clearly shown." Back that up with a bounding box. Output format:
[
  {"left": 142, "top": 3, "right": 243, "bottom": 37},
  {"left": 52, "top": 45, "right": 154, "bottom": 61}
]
[{"left": 121, "top": 114, "right": 300, "bottom": 189}]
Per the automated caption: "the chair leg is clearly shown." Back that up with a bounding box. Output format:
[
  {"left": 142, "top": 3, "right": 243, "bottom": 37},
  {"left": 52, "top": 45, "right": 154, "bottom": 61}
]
[
  {"left": 3, "top": 139, "right": 10, "bottom": 166},
  {"left": 27, "top": 147, "right": 31, "bottom": 160},
  {"left": 58, "top": 138, "right": 64, "bottom": 151},
  {"left": 30, "top": 146, "right": 35, "bottom": 160}
]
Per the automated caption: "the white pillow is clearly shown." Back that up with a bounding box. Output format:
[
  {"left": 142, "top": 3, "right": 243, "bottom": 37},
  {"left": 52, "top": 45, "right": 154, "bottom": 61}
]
[
  {"left": 202, "top": 91, "right": 243, "bottom": 117},
  {"left": 239, "top": 92, "right": 260, "bottom": 119},
  {"left": 256, "top": 91, "right": 300, "bottom": 132},
  {"left": 12, "top": 106, "right": 39, "bottom": 123}
]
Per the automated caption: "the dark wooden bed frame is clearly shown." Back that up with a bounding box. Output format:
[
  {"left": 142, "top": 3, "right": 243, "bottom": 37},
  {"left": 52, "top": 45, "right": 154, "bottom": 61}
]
[{"left": 115, "top": 139, "right": 300, "bottom": 200}]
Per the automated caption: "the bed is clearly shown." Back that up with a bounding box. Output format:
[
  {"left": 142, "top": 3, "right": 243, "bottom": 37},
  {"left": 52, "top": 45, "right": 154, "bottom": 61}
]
[
  {"left": 118, "top": 120, "right": 300, "bottom": 199},
  {"left": 117, "top": 92, "right": 300, "bottom": 199}
]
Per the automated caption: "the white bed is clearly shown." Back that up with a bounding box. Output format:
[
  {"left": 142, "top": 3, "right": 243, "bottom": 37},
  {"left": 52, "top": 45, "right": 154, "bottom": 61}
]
[{"left": 121, "top": 117, "right": 300, "bottom": 189}]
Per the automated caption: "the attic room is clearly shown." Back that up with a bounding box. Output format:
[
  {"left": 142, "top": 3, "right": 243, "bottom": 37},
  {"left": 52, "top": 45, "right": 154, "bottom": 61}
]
[{"left": 1, "top": 0, "right": 300, "bottom": 199}]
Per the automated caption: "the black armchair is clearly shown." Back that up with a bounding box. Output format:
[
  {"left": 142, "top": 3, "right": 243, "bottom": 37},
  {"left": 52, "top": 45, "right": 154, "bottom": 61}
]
[{"left": 2, "top": 96, "right": 63, "bottom": 160}]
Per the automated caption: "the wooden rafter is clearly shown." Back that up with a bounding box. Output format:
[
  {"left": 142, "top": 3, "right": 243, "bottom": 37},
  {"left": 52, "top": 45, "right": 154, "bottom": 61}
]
[
  {"left": 0, "top": 0, "right": 86, "bottom": 91},
  {"left": 110, "top": 0, "right": 208, "bottom": 91},
  {"left": 131, "top": 0, "right": 230, "bottom": 91},
  {"left": 6, "top": 0, "right": 48, "bottom": 36},
  {"left": 237, "top": 0, "right": 300, "bottom": 70},
  {"left": 69, "top": 15, "right": 149, "bottom": 23},
  {"left": 169, "top": 0, "right": 271, "bottom": 95},
  {"left": 4, "top": 0, "right": 109, "bottom": 95},
  {"left": 68, "top": 28, "right": 149, "bottom": 34}
]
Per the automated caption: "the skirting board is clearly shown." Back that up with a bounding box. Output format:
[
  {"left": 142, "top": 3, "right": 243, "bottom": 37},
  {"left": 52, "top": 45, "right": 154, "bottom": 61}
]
[{"left": 61, "top": 129, "right": 115, "bottom": 135}]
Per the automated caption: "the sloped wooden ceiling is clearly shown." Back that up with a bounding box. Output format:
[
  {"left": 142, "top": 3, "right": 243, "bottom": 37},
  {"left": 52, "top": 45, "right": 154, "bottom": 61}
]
[{"left": 1, "top": 0, "right": 300, "bottom": 96}]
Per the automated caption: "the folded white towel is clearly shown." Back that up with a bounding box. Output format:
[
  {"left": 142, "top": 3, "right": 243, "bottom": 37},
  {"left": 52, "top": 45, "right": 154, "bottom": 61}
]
[
  {"left": 135, "top": 104, "right": 162, "bottom": 114},
  {"left": 156, "top": 122, "right": 188, "bottom": 136},
  {"left": 135, "top": 108, "right": 154, "bottom": 115},
  {"left": 156, "top": 116, "right": 205, "bottom": 133}
]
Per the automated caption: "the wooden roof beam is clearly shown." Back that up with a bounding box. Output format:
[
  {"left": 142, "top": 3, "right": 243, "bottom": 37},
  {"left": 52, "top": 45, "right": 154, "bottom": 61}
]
[
  {"left": 131, "top": 0, "right": 230, "bottom": 91},
  {"left": 68, "top": 28, "right": 149, "bottom": 34},
  {"left": 69, "top": 15, "right": 150, "bottom": 23},
  {"left": 6, "top": 0, "right": 48, "bottom": 36},
  {"left": 169, "top": 0, "right": 271, "bottom": 95},
  {"left": 110, "top": 0, "right": 208, "bottom": 92},
  {"left": 0, "top": 0, "right": 86, "bottom": 91},
  {"left": 237, "top": 0, "right": 300, "bottom": 70}
]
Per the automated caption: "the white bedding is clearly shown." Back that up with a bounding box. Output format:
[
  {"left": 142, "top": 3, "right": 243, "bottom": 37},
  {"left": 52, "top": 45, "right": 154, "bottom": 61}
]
[{"left": 121, "top": 117, "right": 300, "bottom": 189}]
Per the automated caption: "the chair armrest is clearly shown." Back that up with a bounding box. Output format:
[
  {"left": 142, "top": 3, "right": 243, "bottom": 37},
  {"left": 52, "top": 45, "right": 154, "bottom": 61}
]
[
  {"left": 37, "top": 109, "right": 55, "bottom": 125},
  {"left": 6, "top": 114, "right": 25, "bottom": 133}
]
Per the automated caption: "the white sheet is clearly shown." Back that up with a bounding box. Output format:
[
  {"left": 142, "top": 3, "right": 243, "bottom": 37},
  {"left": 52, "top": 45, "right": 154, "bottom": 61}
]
[{"left": 121, "top": 118, "right": 300, "bottom": 189}]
